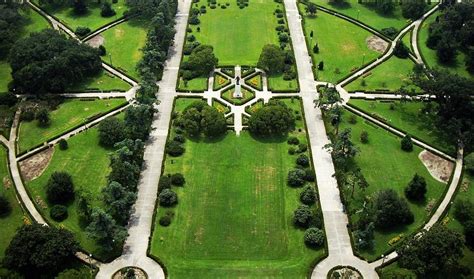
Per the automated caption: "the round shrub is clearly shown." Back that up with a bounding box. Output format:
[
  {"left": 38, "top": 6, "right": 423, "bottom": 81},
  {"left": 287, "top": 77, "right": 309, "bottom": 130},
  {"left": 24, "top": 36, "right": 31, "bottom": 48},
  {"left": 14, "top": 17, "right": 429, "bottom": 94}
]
[
  {"left": 159, "top": 215, "right": 172, "bottom": 226},
  {"left": 75, "top": 27, "right": 91, "bottom": 37},
  {"left": 50, "top": 205, "right": 68, "bottom": 222},
  {"left": 404, "top": 174, "right": 427, "bottom": 201},
  {"left": 465, "top": 153, "right": 474, "bottom": 174},
  {"left": 297, "top": 143, "right": 307, "bottom": 153},
  {"left": 401, "top": 135, "right": 413, "bottom": 152},
  {"left": 453, "top": 199, "right": 474, "bottom": 224},
  {"left": 158, "top": 176, "right": 172, "bottom": 192},
  {"left": 348, "top": 115, "right": 357, "bottom": 124},
  {"left": 171, "top": 173, "right": 185, "bottom": 186},
  {"left": 293, "top": 205, "right": 313, "bottom": 228},
  {"left": 0, "top": 195, "right": 12, "bottom": 217},
  {"left": 296, "top": 154, "right": 310, "bottom": 167},
  {"left": 304, "top": 228, "right": 325, "bottom": 248},
  {"left": 288, "top": 147, "right": 296, "bottom": 155},
  {"left": 173, "top": 134, "right": 186, "bottom": 143},
  {"left": 98, "top": 45, "right": 106, "bottom": 56},
  {"left": 287, "top": 136, "right": 299, "bottom": 145},
  {"left": 300, "top": 186, "right": 316, "bottom": 205},
  {"left": 287, "top": 169, "right": 306, "bottom": 187},
  {"left": 46, "top": 172, "right": 74, "bottom": 205},
  {"left": 159, "top": 189, "right": 178, "bottom": 207},
  {"left": 360, "top": 131, "right": 369, "bottom": 144},
  {"left": 58, "top": 139, "right": 68, "bottom": 150},
  {"left": 166, "top": 140, "right": 185, "bottom": 157},
  {"left": 304, "top": 168, "right": 316, "bottom": 182}
]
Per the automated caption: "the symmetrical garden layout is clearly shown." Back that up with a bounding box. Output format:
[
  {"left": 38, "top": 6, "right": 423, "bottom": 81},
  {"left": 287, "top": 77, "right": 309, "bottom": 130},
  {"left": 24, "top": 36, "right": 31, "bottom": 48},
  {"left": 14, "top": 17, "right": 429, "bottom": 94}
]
[{"left": 0, "top": 0, "right": 473, "bottom": 278}]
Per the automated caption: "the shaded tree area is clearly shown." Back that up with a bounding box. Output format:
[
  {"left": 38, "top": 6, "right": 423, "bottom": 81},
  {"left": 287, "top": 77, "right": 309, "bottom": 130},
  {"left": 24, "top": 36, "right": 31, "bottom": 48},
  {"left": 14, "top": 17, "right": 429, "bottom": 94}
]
[
  {"left": 174, "top": 100, "right": 227, "bottom": 138},
  {"left": 426, "top": 2, "right": 474, "bottom": 70},
  {"left": 0, "top": 2, "right": 26, "bottom": 59},
  {"left": 180, "top": 45, "right": 218, "bottom": 80},
  {"left": 9, "top": 29, "right": 102, "bottom": 94},
  {"left": 248, "top": 99, "right": 295, "bottom": 137}
]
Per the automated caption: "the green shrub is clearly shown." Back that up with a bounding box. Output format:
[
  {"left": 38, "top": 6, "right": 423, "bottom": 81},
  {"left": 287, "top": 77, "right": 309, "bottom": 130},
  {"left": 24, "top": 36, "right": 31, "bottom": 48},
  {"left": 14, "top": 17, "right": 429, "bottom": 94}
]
[
  {"left": 171, "top": 173, "right": 185, "bottom": 186},
  {"left": 159, "top": 189, "right": 178, "bottom": 207},
  {"left": 401, "top": 135, "right": 413, "bottom": 152},
  {"left": 304, "top": 168, "right": 316, "bottom": 182},
  {"left": 360, "top": 131, "right": 368, "bottom": 144},
  {"left": 288, "top": 147, "right": 296, "bottom": 155},
  {"left": 300, "top": 186, "right": 316, "bottom": 205},
  {"left": 465, "top": 153, "right": 474, "bottom": 174},
  {"left": 404, "top": 174, "right": 427, "bottom": 201},
  {"left": 166, "top": 140, "right": 185, "bottom": 157},
  {"left": 454, "top": 199, "right": 474, "bottom": 224},
  {"left": 288, "top": 169, "right": 306, "bottom": 187},
  {"left": 287, "top": 136, "right": 299, "bottom": 145},
  {"left": 293, "top": 205, "right": 313, "bottom": 228},
  {"left": 296, "top": 154, "right": 310, "bottom": 167},
  {"left": 304, "top": 228, "right": 325, "bottom": 248},
  {"left": 75, "top": 27, "right": 91, "bottom": 37},
  {"left": 98, "top": 45, "right": 106, "bottom": 56},
  {"left": 0, "top": 195, "right": 12, "bottom": 217},
  {"left": 50, "top": 205, "right": 68, "bottom": 222},
  {"left": 374, "top": 189, "right": 414, "bottom": 229},
  {"left": 46, "top": 172, "right": 75, "bottom": 205},
  {"left": 297, "top": 143, "right": 307, "bottom": 153},
  {"left": 58, "top": 139, "right": 68, "bottom": 150},
  {"left": 158, "top": 176, "right": 172, "bottom": 193}
]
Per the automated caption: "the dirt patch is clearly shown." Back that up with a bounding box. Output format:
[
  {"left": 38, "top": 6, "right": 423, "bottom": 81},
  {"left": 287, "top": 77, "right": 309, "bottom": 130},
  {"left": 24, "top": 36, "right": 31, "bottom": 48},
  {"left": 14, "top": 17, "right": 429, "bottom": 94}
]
[
  {"left": 418, "top": 150, "right": 454, "bottom": 183},
  {"left": 19, "top": 148, "right": 54, "bottom": 182},
  {"left": 113, "top": 267, "right": 147, "bottom": 279},
  {"left": 86, "top": 34, "right": 104, "bottom": 48},
  {"left": 366, "top": 35, "right": 389, "bottom": 53}
]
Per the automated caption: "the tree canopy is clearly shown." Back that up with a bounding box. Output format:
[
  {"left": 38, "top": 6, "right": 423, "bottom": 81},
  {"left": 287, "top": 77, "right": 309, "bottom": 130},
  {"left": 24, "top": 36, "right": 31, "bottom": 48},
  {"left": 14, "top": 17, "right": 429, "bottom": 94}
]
[
  {"left": 257, "top": 44, "right": 286, "bottom": 75},
  {"left": 181, "top": 45, "right": 218, "bottom": 80},
  {"left": 374, "top": 189, "right": 414, "bottom": 229},
  {"left": 176, "top": 101, "right": 227, "bottom": 138},
  {"left": 248, "top": 100, "right": 295, "bottom": 137},
  {"left": 9, "top": 29, "right": 102, "bottom": 94}
]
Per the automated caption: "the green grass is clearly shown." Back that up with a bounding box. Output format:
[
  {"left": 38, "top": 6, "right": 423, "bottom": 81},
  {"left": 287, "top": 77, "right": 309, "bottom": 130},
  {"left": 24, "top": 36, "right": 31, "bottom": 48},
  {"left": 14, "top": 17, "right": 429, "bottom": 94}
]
[
  {"left": 268, "top": 74, "right": 299, "bottom": 92},
  {"left": 34, "top": 0, "right": 127, "bottom": 32},
  {"left": 402, "top": 28, "right": 414, "bottom": 54},
  {"left": 178, "top": 77, "right": 208, "bottom": 92},
  {"left": 378, "top": 261, "right": 416, "bottom": 279},
  {"left": 213, "top": 73, "right": 230, "bottom": 91},
  {"left": 300, "top": 6, "right": 381, "bottom": 83},
  {"left": 100, "top": 20, "right": 147, "bottom": 80},
  {"left": 348, "top": 99, "right": 455, "bottom": 155},
  {"left": 327, "top": 109, "right": 447, "bottom": 261},
  {"left": 311, "top": 0, "right": 411, "bottom": 32},
  {"left": 18, "top": 98, "right": 126, "bottom": 153},
  {"left": 150, "top": 98, "right": 325, "bottom": 278},
  {"left": 212, "top": 100, "right": 230, "bottom": 115},
  {"left": 190, "top": 0, "right": 286, "bottom": 65},
  {"left": 25, "top": 128, "right": 112, "bottom": 258},
  {"left": 245, "top": 73, "right": 262, "bottom": 91},
  {"left": 0, "top": 62, "right": 12, "bottom": 94},
  {"left": 419, "top": 11, "right": 473, "bottom": 79},
  {"left": 0, "top": 146, "right": 25, "bottom": 259},
  {"left": 68, "top": 70, "right": 131, "bottom": 92},
  {"left": 344, "top": 56, "right": 419, "bottom": 92}
]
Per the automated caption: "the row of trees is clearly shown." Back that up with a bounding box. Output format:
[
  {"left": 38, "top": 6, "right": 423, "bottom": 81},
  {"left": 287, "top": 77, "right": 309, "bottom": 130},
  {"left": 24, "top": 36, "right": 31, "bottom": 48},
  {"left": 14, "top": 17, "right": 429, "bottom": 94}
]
[{"left": 0, "top": 1, "right": 26, "bottom": 59}]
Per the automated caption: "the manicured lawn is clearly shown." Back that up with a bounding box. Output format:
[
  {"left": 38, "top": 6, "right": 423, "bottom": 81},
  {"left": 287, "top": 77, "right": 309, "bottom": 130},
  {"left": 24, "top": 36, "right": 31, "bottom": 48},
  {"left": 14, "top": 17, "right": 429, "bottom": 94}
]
[
  {"left": 299, "top": 6, "right": 381, "bottom": 83},
  {"left": 268, "top": 74, "right": 299, "bottom": 92},
  {"left": 344, "top": 56, "right": 419, "bottom": 92},
  {"left": 401, "top": 28, "right": 413, "bottom": 53},
  {"left": 0, "top": 146, "right": 25, "bottom": 259},
  {"left": 348, "top": 99, "right": 455, "bottom": 155},
  {"left": 100, "top": 20, "right": 147, "bottom": 80},
  {"left": 311, "top": 0, "right": 411, "bottom": 32},
  {"left": 150, "top": 98, "right": 325, "bottom": 278},
  {"left": 221, "top": 86, "right": 255, "bottom": 105},
  {"left": 25, "top": 128, "right": 112, "bottom": 258},
  {"left": 33, "top": 0, "right": 127, "bottom": 32},
  {"left": 177, "top": 77, "right": 208, "bottom": 92},
  {"left": 327, "top": 110, "right": 447, "bottom": 261},
  {"left": 68, "top": 70, "right": 131, "bottom": 92},
  {"left": 18, "top": 98, "right": 126, "bottom": 153},
  {"left": 419, "top": 11, "right": 473, "bottom": 79}
]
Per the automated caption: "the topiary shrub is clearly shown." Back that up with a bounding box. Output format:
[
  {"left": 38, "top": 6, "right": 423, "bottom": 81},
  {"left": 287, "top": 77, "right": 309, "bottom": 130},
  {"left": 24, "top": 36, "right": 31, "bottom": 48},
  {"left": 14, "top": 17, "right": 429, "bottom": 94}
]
[
  {"left": 101, "top": 2, "right": 116, "bottom": 17},
  {"left": 293, "top": 205, "right": 313, "bottom": 228},
  {"left": 401, "top": 135, "right": 413, "bottom": 152},
  {"left": 159, "top": 211, "right": 175, "bottom": 227},
  {"left": 297, "top": 143, "right": 307, "bottom": 153},
  {"left": 50, "top": 205, "right": 68, "bottom": 222},
  {"left": 404, "top": 174, "right": 427, "bottom": 201},
  {"left": 171, "top": 173, "right": 185, "bottom": 186},
  {"left": 287, "top": 136, "right": 299, "bottom": 145},
  {"left": 304, "top": 228, "right": 325, "bottom": 248},
  {"left": 296, "top": 154, "right": 310, "bottom": 167},
  {"left": 300, "top": 186, "right": 316, "bottom": 205},
  {"left": 173, "top": 134, "right": 186, "bottom": 143},
  {"left": 58, "top": 139, "right": 68, "bottom": 150},
  {"left": 166, "top": 140, "right": 185, "bottom": 157},
  {"left": 46, "top": 172, "right": 75, "bottom": 205},
  {"left": 288, "top": 169, "right": 306, "bottom": 187},
  {"left": 75, "top": 27, "right": 91, "bottom": 37},
  {"left": 304, "top": 168, "right": 316, "bottom": 182},
  {"left": 159, "top": 189, "right": 178, "bottom": 207},
  {"left": 0, "top": 195, "right": 12, "bottom": 217},
  {"left": 158, "top": 176, "right": 172, "bottom": 193},
  {"left": 374, "top": 189, "right": 414, "bottom": 229}
]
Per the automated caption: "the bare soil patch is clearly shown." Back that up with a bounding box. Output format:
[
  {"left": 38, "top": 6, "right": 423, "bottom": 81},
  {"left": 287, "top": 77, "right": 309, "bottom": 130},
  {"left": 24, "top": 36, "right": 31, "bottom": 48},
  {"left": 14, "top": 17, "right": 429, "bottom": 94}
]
[
  {"left": 418, "top": 150, "right": 454, "bottom": 183},
  {"left": 366, "top": 35, "right": 388, "bottom": 53},
  {"left": 19, "top": 148, "right": 54, "bottom": 182},
  {"left": 86, "top": 34, "right": 104, "bottom": 48}
]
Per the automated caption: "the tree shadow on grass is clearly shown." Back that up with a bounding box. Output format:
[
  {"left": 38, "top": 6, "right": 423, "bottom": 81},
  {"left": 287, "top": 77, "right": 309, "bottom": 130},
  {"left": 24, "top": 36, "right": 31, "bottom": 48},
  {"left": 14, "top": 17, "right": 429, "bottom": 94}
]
[
  {"left": 249, "top": 132, "right": 288, "bottom": 144},
  {"left": 328, "top": 1, "right": 352, "bottom": 10}
]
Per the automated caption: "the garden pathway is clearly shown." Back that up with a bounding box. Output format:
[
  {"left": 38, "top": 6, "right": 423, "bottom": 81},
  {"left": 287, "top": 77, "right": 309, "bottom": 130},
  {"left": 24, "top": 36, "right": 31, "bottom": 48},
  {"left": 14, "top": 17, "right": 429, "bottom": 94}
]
[
  {"left": 285, "top": 0, "right": 379, "bottom": 278},
  {"left": 95, "top": 0, "right": 192, "bottom": 278}
]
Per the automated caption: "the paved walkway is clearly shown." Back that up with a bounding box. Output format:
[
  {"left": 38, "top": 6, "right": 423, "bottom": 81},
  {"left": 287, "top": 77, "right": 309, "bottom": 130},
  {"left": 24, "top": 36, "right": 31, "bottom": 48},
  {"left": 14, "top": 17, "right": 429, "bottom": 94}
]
[{"left": 95, "top": 0, "right": 192, "bottom": 278}]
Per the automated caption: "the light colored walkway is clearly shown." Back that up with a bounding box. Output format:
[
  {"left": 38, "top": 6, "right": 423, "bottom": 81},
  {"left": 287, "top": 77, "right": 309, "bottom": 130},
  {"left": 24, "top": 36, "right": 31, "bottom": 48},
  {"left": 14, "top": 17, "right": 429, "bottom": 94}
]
[
  {"left": 95, "top": 0, "right": 192, "bottom": 278},
  {"left": 82, "top": 17, "right": 128, "bottom": 42},
  {"left": 285, "top": 0, "right": 379, "bottom": 278}
]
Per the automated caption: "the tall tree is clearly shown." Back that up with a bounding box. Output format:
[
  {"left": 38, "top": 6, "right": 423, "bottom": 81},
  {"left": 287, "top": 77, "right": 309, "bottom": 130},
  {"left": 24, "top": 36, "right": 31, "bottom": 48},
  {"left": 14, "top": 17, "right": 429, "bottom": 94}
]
[
  {"left": 86, "top": 208, "right": 128, "bottom": 251},
  {"left": 257, "top": 44, "right": 286, "bottom": 75},
  {"left": 324, "top": 128, "right": 359, "bottom": 169}
]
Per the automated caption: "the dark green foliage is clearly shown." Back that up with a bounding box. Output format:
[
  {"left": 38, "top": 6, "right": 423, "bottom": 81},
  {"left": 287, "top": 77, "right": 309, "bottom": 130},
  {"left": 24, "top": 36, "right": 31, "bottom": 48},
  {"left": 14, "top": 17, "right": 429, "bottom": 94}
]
[
  {"left": 46, "top": 171, "right": 74, "bottom": 205},
  {"left": 158, "top": 175, "right": 172, "bottom": 193},
  {"left": 0, "top": 3, "right": 24, "bottom": 59},
  {"left": 98, "top": 117, "right": 126, "bottom": 147},
  {"left": 166, "top": 140, "right": 185, "bottom": 157},
  {"left": 9, "top": 30, "right": 102, "bottom": 94},
  {"left": 398, "top": 224, "right": 464, "bottom": 276},
  {"left": 159, "top": 210, "right": 174, "bottom": 227},
  {"left": 404, "top": 174, "right": 427, "bottom": 201},
  {"left": 318, "top": 61, "right": 324, "bottom": 70},
  {"left": 354, "top": 222, "right": 375, "bottom": 250},
  {"left": 159, "top": 189, "right": 178, "bottom": 207},
  {"left": 73, "top": 0, "right": 88, "bottom": 15},
  {"left": 0, "top": 195, "right": 12, "bottom": 217},
  {"left": 181, "top": 45, "right": 218, "bottom": 80},
  {"left": 98, "top": 45, "right": 106, "bottom": 56},
  {"left": 297, "top": 143, "right": 308, "bottom": 153},
  {"left": 102, "top": 181, "right": 136, "bottom": 225},
  {"left": 0, "top": 93, "right": 18, "bottom": 107},
  {"left": 313, "top": 43, "right": 319, "bottom": 54},
  {"left": 75, "top": 26, "right": 91, "bottom": 37},
  {"left": 171, "top": 173, "right": 185, "bottom": 186},
  {"left": 374, "top": 189, "right": 414, "bottom": 229},
  {"left": 4, "top": 224, "right": 78, "bottom": 274},
  {"left": 465, "top": 220, "right": 474, "bottom": 249},
  {"left": 453, "top": 199, "right": 474, "bottom": 224},
  {"left": 401, "top": 134, "right": 413, "bottom": 152},
  {"left": 124, "top": 104, "right": 154, "bottom": 141},
  {"left": 86, "top": 208, "right": 127, "bottom": 251},
  {"left": 304, "top": 168, "right": 316, "bottom": 182},
  {"left": 173, "top": 134, "right": 186, "bottom": 144},
  {"left": 257, "top": 44, "right": 286, "bottom": 74},
  {"left": 381, "top": 27, "right": 398, "bottom": 39},
  {"left": 288, "top": 169, "right": 306, "bottom": 187},
  {"left": 177, "top": 101, "right": 226, "bottom": 138},
  {"left": 101, "top": 1, "right": 116, "bottom": 17},
  {"left": 293, "top": 205, "right": 313, "bottom": 228},
  {"left": 58, "top": 139, "right": 68, "bottom": 150},
  {"left": 360, "top": 130, "right": 368, "bottom": 143},
  {"left": 304, "top": 228, "right": 325, "bottom": 248},
  {"left": 50, "top": 205, "right": 68, "bottom": 222},
  {"left": 287, "top": 136, "right": 300, "bottom": 145},
  {"left": 401, "top": 0, "right": 427, "bottom": 20},
  {"left": 300, "top": 186, "right": 316, "bottom": 205},
  {"left": 76, "top": 191, "right": 92, "bottom": 226},
  {"left": 394, "top": 41, "right": 410, "bottom": 59},
  {"left": 373, "top": 0, "right": 395, "bottom": 15},
  {"left": 56, "top": 268, "right": 92, "bottom": 279},
  {"left": 248, "top": 100, "right": 295, "bottom": 137},
  {"left": 465, "top": 153, "right": 474, "bottom": 173},
  {"left": 324, "top": 128, "right": 359, "bottom": 169},
  {"left": 36, "top": 108, "right": 50, "bottom": 127},
  {"left": 305, "top": 2, "right": 317, "bottom": 16},
  {"left": 296, "top": 154, "right": 310, "bottom": 167}
]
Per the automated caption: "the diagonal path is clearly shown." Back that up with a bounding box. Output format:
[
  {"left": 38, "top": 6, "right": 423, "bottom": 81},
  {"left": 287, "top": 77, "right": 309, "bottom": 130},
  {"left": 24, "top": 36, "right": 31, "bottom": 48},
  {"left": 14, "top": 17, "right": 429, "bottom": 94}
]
[{"left": 95, "top": 0, "right": 192, "bottom": 278}]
